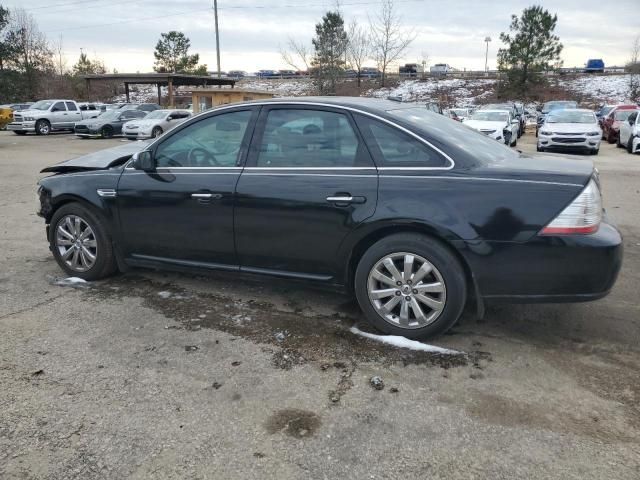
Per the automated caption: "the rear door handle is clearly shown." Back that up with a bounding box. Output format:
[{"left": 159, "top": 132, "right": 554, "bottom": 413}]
[
  {"left": 191, "top": 192, "right": 223, "bottom": 200},
  {"left": 326, "top": 195, "right": 366, "bottom": 205}
]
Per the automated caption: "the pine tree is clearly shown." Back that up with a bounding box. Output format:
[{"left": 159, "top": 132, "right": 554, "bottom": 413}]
[
  {"left": 497, "top": 6, "right": 563, "bottom": 96},
  {"left": 153, "top": 31, "right": 204, "bottom": 74},
  {"left": 311, "top": 11, "right": 347, "bottom": 94}
]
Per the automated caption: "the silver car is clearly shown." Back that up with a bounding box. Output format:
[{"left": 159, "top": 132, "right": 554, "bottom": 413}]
[
  {"left": 537, "top": 109, "right": 601, "bottom": 155},
  {"left": 122, "top": 109, "right": 192, "bottom": 140}
]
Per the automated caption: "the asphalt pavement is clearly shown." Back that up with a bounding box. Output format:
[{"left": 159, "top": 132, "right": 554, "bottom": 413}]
[{"left": 1, "top": 130, "right": 639, "bottom": 479}]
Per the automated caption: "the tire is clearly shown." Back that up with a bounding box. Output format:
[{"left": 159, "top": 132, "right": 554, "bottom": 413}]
[
  {"left": 101, "top": 126, "right": 114, "bottom": 139},
  {"left": 151, "top": 126, "right": 163, "bottom": 138},
  {"left": 616, "top": 135, "right": 623, "bottom": 148},
  {"left": 35, "top": 119, "right": 51, "bottom": 136},
  {"left": 628, "top": 137, "right": 634, "bottom": 154},
  {"left": 607, "top": 131, "right": 616, "bottom": 144},
  {"left": 511, "top": 136, "right": 517, "bottom": 147},
  {"left": 354, "top": 233, "right": 467, "bottom": 339},
  {"left": 536, "top": 144, "right": 544, "bottom": 152},
  {"left": 49, "top": 203, "right": 118, "bottom": 281},
  {"left": 590, "top": 148, "right": 599, "bottom": 155},
  {"left": 535, "top": 127, "right": 538, "bottom": 138},
  {"left": 13, "top": 130, "right": 27, "bottom": 135}
]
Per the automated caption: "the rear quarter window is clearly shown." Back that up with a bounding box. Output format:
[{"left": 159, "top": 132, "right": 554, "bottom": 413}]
[{"left": 355, "top": 114, "right": 450, "bottom": 168}]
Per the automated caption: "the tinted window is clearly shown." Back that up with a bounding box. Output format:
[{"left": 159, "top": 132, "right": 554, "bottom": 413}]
[
  {"left": 628, "top": 112, "right": 638, "bottom": 123},
  {"left": 257, "top": 109, "right": 361, "bottom": 167},
  {"left": 52, "top": 102, "right": 66, "bottom": 112},
  {"left": 388, "top": 107, "right": 519, "bottom": 165},
  {"left": 357, "top": 115, "right": 449, "bottom": 168},
  {"left": 65, "top": 102, "right": 77, "bottom": 111},
  {"left": 154, "top": 110, "right": 252, "bottom": 168}
]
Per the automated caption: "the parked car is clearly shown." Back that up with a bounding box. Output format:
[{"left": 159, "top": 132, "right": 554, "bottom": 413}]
[
  {"left": 514, "top": 102, "right": 526, "bottom": 135},
  {"left": 3, "top": 102, "right": 33, "bottom": 112},
  {"left": 617, "top": 109, "right": 640, "bottom": 153},
  {"left": 35, "top": 98, "right": 622, "bottom": 338},
  {"left": 480, "top": 103, "right": 522, "bottom": 136},
  {"left": 399, "top": 63, "right": 424, "bottom": 77},
  {"left": 74, "top": 109, "right": 148, "bottom": 138},
  {"left": 602, "top": 105, "right": 640, "bottom": 143},
  {"left": 446, "top": 108, "right": 470, "bottom": 122},
  {"left": 6, "top": 99, "right": 100, "bottom": 135},
  {"left": 0, "top": 106, "right": 12, "bottom": 130},
  {"left": 596, "top": 104, "right": 615, "bottom": 124},
  {"left": 122, "top": 109, "right": 191, "bottom": 140},
  {"left": 257, "top": 70, "right": 278, "bottom": 78},
  {"left": 536, "top": 100, "right": 578, "bottom": 136},
  {"left": 227, "top": 70, "right": 247, "bottom": 79},
  {"left": 430, "top": 63, "right": 452, "bottom": 75},
  {"left": 278, "top": 70, "right": 297, "bottom": 78},
  {"left": 537, "top": 109, "right": 601, "bottom": 155},
  {"left": 585, "top": 59, "right": 605, "bottom": 73},
  {"left": 463, "top": 109, "right": 519, "bottom": 146},
  {"left": 361, "top": 67, "right": 382, "bottom": 79},
  {"left": 122, "top": 103, "right": 161, "bottom": 113},
  {"left": 425, "top": 102, "right": 443, "bottom": 114}
]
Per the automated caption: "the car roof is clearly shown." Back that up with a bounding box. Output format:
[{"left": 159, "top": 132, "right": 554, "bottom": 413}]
[
  {"left": 548, "top": 108, "right": 593, "bottom": 114},
  {"left": 473, "top": 110, "right": 509, "bottom": 114}
]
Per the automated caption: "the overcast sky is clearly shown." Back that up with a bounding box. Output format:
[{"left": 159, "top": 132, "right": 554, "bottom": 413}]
[{"left": 4, "top": 0, "right": 639, "bottom": 73}]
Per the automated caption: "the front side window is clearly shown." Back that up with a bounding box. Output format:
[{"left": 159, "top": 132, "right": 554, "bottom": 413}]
[
  {"left": 357, "top": 115, "right": 449, "bottom": 168},
  {"left": 256, "top": 109, "right": 361, "bottom": 167},
  {"left": 154, "top": 110, "right": 252, "bottom": 168},
  {"left": 52, "top": 102, "right": 66, "bottom": 112}
]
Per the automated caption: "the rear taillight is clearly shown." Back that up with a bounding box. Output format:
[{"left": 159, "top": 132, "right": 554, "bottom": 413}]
[{"left": 540, "top": 179, "right": 602, "bottom": 235}]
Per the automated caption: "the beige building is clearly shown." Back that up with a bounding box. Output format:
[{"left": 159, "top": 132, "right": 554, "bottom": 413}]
[{"left": 191, "top": 89, "right": 275, "bottom": 113}]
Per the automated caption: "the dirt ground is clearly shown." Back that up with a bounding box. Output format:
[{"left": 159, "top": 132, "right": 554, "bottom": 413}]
[{"left": 1, "top": 129, "right": 639, "bottom": 479}]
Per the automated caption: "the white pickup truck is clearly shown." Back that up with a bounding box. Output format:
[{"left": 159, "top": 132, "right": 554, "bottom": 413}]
[{"left": 7, "top": 99, "right": 100, "bottom": 135}]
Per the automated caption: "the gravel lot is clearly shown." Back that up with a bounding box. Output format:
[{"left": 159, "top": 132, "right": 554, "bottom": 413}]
[{"left": 1, "top": 130, "right": 639, "bottom": 479}]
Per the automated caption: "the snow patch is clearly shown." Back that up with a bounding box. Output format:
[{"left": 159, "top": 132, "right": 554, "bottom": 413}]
[
  {"left": 47, "top": 275, "right": 90, "bottom": 288},
  {"left": 349, "top": 326, "right": 461, "bottom": 355},
  {"left": 157, "top": 291, "right": 172, "bottom": 299}
]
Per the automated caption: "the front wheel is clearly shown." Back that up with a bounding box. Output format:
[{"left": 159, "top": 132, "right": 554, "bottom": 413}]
[
  {"left": 35, "top": 119, "right": 51, "bottom": 135},
  {"left": 354, "top": 233, "right": 467, "bottom": 339},
  {"left": 49, "top": 203, "right": 117, "bottom": 281},
  {"left": 628, "top": 137, "right": 635, "bottom": 154},
  {"left": 101, "top": 126, "right": 114, "bottom": 139},
  {"left": 151, "top": 126, "right": 163, "bottom": 138}
]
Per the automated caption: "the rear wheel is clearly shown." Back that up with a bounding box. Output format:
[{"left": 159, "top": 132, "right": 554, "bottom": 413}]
[
  {"left": 49, "top": 203, "right": 117, "bottom": 281},
  {"left": 354, "top": 233, "right": 467, "bottom": 339}
]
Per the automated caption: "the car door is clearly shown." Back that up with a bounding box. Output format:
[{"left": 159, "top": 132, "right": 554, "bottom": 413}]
[
  {"left": 50, "top": 101, "right": 68, "bottom": 128},
  {"left": 234, "top": 105, "right": 378, "bottom": 280},
  {"left": 621, "top": 111, "right": 637, "bottom": 145},
  {"left": 116, "top": 107, "right": 259, "bottom": 267},
  {"left": 65, "top": 102, "right": 82, "bottom": 125}
]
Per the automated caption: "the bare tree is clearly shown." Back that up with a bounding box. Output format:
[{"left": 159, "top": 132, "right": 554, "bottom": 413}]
[
  {"left": 629, "top": 35, "right": 640, "bottom": 102},
  {"left": 369, "top": 0, "right": 416, "bottom": 86},
  {"left": 53, "top": 35, "right": 66, "bottom": 78},
  {"left": 279, "top": 36, "right": 311, "bottom": 72},
  {"left": 346, "top": 20, "right": 370, "bottom": 87}
]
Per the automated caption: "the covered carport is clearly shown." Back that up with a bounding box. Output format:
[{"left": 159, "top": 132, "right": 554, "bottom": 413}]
[{"left": 82, "top": 73, "right": 236, "bottom": 107}]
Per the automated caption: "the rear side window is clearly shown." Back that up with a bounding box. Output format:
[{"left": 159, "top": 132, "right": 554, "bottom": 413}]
[
  {"left": 356, "top": 115, "right": 449, "bottom": 168},
  {"left": 256, "top": 109, "right": 365, "bottom": 168},
  {"left": 65, "top": 102, "right": 78, "bottom": 111}
]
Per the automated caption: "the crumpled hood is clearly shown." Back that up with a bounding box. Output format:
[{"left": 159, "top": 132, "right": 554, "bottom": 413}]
[
  {"left": 463, "top": 120, "right": 507, "bottom": 131},
  {"left": 40, "top": 140, "right": 151, "bottom": 173},
  {"left": 541, "top": 122, "right": 599, "bottom": 134}
]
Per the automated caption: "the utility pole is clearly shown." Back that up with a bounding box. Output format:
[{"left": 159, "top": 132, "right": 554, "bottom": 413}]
[
  {"left": 213, "top": 0, "right": 221, "bottom": 78},
  {"left": 484, "top": 36, "right": 491, "bottom": 73}
]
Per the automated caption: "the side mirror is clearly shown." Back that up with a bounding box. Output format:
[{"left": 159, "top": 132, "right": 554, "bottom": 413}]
[
  {"left": 167, "top": 116, "right": 174, "bottom": 121},
  {"left": 131, "top": 151, "right": 155, "bottom": 171},
  {"left": 512, "top": 119, "right": 519, "bottom": 125}
]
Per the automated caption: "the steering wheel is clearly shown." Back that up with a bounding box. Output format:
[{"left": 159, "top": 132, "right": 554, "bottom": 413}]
[{"left": 187, "top": 147, "right": 220, "bottom": 167}]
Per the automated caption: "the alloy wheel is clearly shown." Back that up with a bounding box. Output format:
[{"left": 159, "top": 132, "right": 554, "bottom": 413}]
[
  {"left": 55, "top": 215, "right": 98, "bottom": 272},
  {"left": 367, "top": 252, "right": 447, "bottom": 329}
]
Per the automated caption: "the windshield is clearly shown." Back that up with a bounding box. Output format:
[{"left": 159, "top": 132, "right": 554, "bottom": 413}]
[
  {"left": 469, "top": 111, "right": 509, "bottom": 122},
  {"left": 613, "top": 110, "right": 637, "bottom": 121},
  {"left": 450, "top": 109, "right": 467, "bottom": 116},
  {"left": 547, "top": 111, "right": 596, "bottom": 124},
  {"left": 389, "top": 107, "right": 519, "bottom": 165},
  {"left": 542, "top": 101, "right": 577, "bottom": 114},
  {"left": 31, "top": 100, "right": 54, "bottom": 110},
  {"left": 144, "top": 110, "right": 168, "bottom": 119}
]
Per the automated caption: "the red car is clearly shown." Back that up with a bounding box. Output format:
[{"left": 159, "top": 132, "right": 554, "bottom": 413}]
[{"left": 603, "top": 105, "right": 640, "bottom": 143}]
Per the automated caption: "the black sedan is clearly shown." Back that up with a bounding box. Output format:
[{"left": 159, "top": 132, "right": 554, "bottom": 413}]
[
  {"left": 74, "top": 109, "right": 147, "bottom": 138},
  {"left": 37, "top": 97, "right": 623, "bottom": 338}
]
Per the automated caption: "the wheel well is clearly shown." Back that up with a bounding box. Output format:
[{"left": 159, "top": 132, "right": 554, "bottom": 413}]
[
  {"left": 46, "top": 196, "right": 101, "bottom": 224},
  {"left": 346, "top": 226, "right": 478, "bottom": 307}
]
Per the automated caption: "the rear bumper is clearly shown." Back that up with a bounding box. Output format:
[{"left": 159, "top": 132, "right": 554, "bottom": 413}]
[{"left": 464, "top": 220, "right": 623, "bottom": 302}]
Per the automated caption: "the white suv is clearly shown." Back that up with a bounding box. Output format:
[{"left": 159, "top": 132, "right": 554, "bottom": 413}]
[{"left": 618, "top": 110, "right": 640, "bottom": 154}]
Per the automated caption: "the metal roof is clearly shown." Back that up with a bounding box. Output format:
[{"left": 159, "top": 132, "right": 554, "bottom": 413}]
[{"left": 82, "top": 73, "right": 236, "bottom": 87}]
